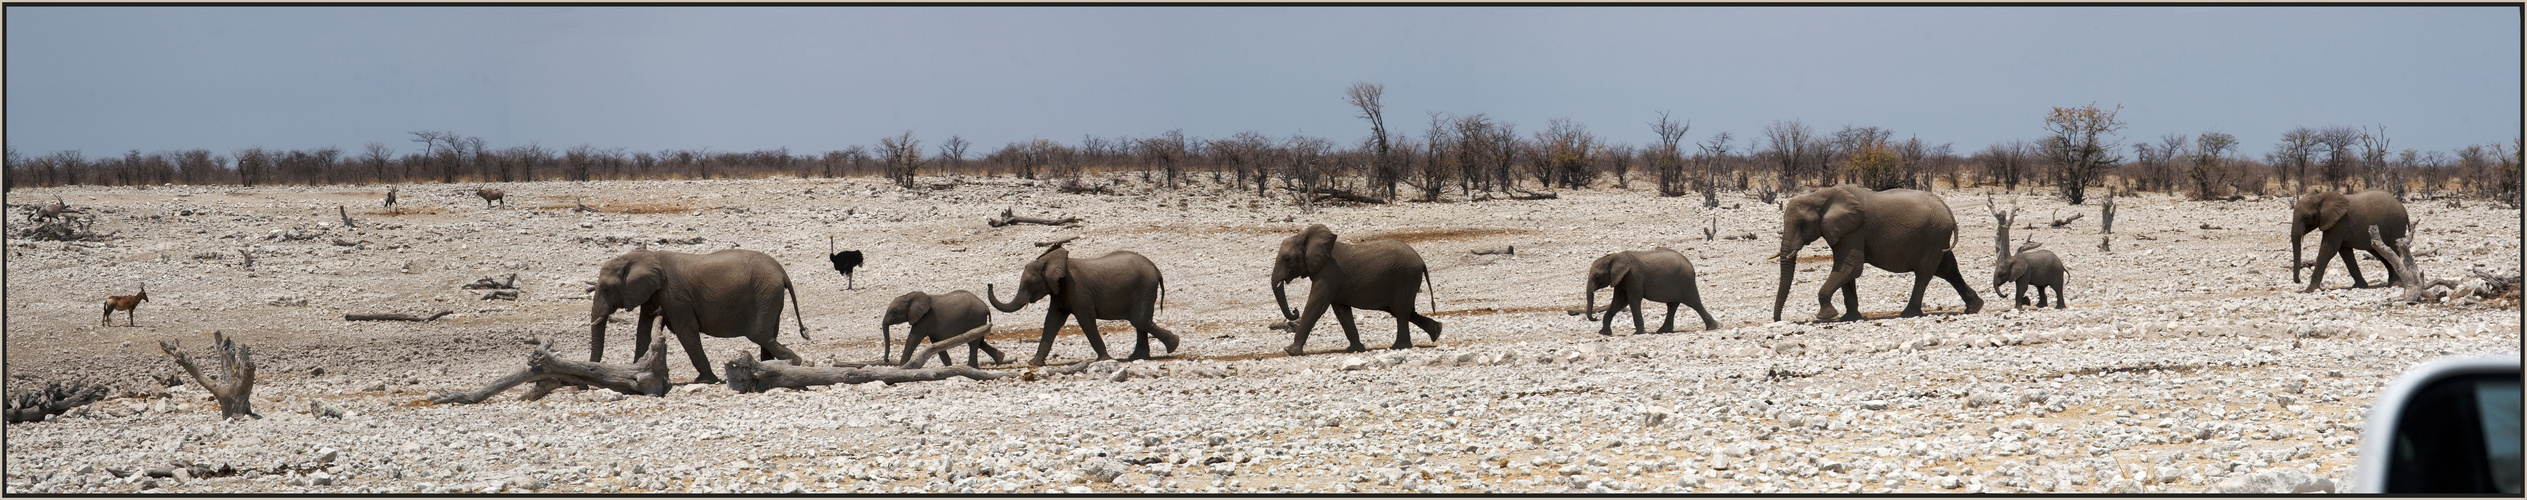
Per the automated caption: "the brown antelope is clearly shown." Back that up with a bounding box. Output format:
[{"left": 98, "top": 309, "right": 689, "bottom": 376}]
[
  {"left": 383, "top": 187, "right": 399, "bottom": 208},
  {"left": 476, "top": 187, "right": 506, "bottom": 208},
  {"left": 34, "top": 195, "right": 66, "bottom": 221},
  {"left": 102, "top": 284, "right": 148, "bottom": 326}
]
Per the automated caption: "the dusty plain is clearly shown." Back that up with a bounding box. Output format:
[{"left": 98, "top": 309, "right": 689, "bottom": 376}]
[{"left": 4, "top": 175, "right": 2519, "bottom": 493}]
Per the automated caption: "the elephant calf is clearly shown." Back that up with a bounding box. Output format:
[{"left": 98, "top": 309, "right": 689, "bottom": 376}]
[
  {"left": 987, "top": 247, "right": 1181, "bottom": 366},
  {"left": 1582, "top": 249, "right": 1719, "bottom": 335},
  {"left": 1993, "top": 242, "right": 2069, "bottom": 309},
  {"left": 882, "top": 291, "right": 1004, "bottom": 368}
]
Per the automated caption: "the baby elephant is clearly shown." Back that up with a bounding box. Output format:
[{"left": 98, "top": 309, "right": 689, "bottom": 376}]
[
  {"left": 1579, "top": 249, "right": 1720, "bottom": 336},
  {"left": 881, "top": 291, "right": 1005, "bottom": 368},
  {"left": 102, "top": 283, "right": 148, "bottom": 326},
  {"left": 1994, "top": 243, "right": 2069, "bottom": 309}
]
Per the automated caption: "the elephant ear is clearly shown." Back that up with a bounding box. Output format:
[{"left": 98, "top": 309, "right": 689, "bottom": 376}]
[
  {"left": 617, "top": 255, "right": 666, "bottom": 311},
  {"left": 1303, "top": 224, "right": 1338, "bottom": 275},
  {"left": 2315, "top": 192, "right": 2350, "bottom": 230},
  {"left": 1040, "top": 249, "right": 1071, "bottom": 287},
  {"left": 1608, "top": 257, "right": 1635, "bottom": 290},
  {"left": 1821, "top": 190, "right": 1866, "bottom": 245},
  {"left": 904, "top": 293, "right": 932, "bottom": 325}
]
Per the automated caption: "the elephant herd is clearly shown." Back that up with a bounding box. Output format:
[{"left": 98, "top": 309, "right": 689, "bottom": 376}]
[{"left": 577, "top": 183, "right": 2417, "bottom": 384}]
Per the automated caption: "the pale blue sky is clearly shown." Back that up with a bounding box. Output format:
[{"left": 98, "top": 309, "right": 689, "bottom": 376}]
[{"left": 6, "top": 6, "right": 2518, "bottom": 158}]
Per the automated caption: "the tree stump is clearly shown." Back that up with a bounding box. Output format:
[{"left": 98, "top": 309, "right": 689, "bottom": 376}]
[
  {"left": 429, "top": 335, "right": 671, "bottom": 404},
  {"left": 158, "top": 331, "right": 259, "bottom": 419},
  {"left": 344, "top": 310, "right": 452, "bottom": 322}
]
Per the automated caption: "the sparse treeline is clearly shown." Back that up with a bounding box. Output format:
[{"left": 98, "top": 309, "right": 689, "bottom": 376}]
[{"left": 7, "top": 98, "right": 2520, "bottom": 205}]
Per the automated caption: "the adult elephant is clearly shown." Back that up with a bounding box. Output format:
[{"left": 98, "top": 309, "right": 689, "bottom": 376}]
[
  {"left": 1272, "top": 224, "right": 1442, "bottom": 356},
  {"left": 987, "top": 247, "right": 1181, "bottom": 365},
  {"left": 881, "top": 290, "right": 1004, "bottom": 368},
  {"left": 1583, "top": 248, "right": 1719, "bottom": 336},
  {"left": 588, "top": 249, "right": 810, "bottom": 384},
  {"left": 1772, "top": 184, "right": 1984, "bottom": 322},
  {"left": 2291, "top": 189, "right": 2410, "bottom": 292}
]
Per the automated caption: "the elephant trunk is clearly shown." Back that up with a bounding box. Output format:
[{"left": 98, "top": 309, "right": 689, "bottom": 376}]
[
  {"left": 2290, "top": 218, "right": 2307, "bottom": 283},
  {"left": 986, "top": 283, "right": 1027, "bottom": 313},
  {"left": 1584, "top": 284, "right": 1600, "bottom": 321},
  {"left": 1273, "top": 281, "right": 1299, "bottom": 321},
  {"left": 588, "top": 299, "right": 617, "bottom": 362},
  {"left": 1772, "top": 239, "right": 1801, "bottom": 322}
]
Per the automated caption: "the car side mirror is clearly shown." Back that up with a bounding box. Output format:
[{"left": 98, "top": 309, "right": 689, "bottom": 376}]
[{"left": 2353, "top": 354, "right": 2522, "bottom": 494}]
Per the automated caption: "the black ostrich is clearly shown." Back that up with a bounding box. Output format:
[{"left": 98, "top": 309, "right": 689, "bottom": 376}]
[{"left": 828, "top": 236, "right": 864, "bottom": 290}]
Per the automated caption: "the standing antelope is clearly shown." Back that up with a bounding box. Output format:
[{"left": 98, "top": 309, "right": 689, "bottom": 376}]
[
  {"left": 383, "top": 187, "right": 399, "bottom": 208},
  {"left": 102, "top": 284, "right": 148, "bottom": 326},
  {"left": 476, "top": 187, "right": 506, "bottom": 208}
]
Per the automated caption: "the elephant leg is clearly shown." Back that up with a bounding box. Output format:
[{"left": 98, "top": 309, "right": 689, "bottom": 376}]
[
  {"left": 629, "top": 309, "right": 660, "bottom": 362},
  {"left": 2015, "top": 283, "right": 2031, "bottom": 307},
  {"left": 1332, "top": 306, "right": 1370, "bottom": 352},
  {"left": 1284, "top": 299, "right": 1334, "bottom": 357},
  {"left": 761, "top": 341, "right": 804, "bottom": 365},
  {"left": 1901, "top": 270, "right": 1938, "bottom": 317},
  {"left": 1125, "top": 317, "right": 1176, "bottom": 361},
  {"left": 1597, "top": 290, "right": 1626, "bottom": 336},
  {"left": 1818, "top": 256, "right": 1865, "bottom": 322},
  {"left": 1621, "top": 294, "right": 1646, "bottom": 336},
  {"left": 2052, "top": 285, "right": 2067, "bottom": 309},
  {"left": 1937, "top": 254, "right": 1984, "bottom": 314},
  {"left": 899, "top": 333, "right": 928, "bottom": 366},
  {"left": 2302, "top": 241, "right": 2343, "bottom": 292},
  {"left": 671, "top": 328, "right": 718, "bottom": 385},
  {"left": 935, "top": 346, "right": 955, "bottom": 368},
  {"left": 974, "top": 339, "right": 1006, "bottom": 366},
  {"left": 1658, "top": 302, "right": 1679, "bottom": 333},
  {"left": 2357, "top": 243, "right": 2402, "bottom": 287},
  {"left": 1075, "top": 310, "right": 1114, "bottom": 361},
  {"left": 1407, "top": 313, "right": 1444, "bottom": 343},
  {"left": 1682, "top": 275, "right": 1720, "bottom": 331},
  {"left": 1030, "top": 310, "right": 1067, "bottom": 366},
  {"left": 2337, "top": 242, "right": 2375, "bottom": 288}
]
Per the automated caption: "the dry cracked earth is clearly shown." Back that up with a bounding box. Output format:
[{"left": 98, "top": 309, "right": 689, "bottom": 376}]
[{"left": 4, "top": 175, "right": 2519, "bottom": 494}]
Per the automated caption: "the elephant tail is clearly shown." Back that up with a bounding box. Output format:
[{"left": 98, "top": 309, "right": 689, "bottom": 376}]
[
  {"left": 1157, "top": 274, "right": 1168, "bottom": 314},
  {"left": 1423, "top": 268, "right": 1438, "bottom": 311},
  {"left": 785, "top": 278, "right": 811, "bottom": 341}
]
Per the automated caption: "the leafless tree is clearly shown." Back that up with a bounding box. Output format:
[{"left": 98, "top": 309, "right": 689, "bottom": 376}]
[
  {"left": 233, "top": 147, "right": 269, "bottom": 187},
  {"left": 1535, "top": 118, "right": 1597, "bottom": 189},
  {"left": 1649, "top": 112, "right": 1691, "bottom": 197},
  {"left": 1762, "top": 120, "right": 1816, "bottom": 190},
  {"left": 2040, "top": 103, "right": 2125, "bottom": 205},
  {"left": 2356, "top": 126, "right": 2393, "bottom": 196},
  {"left": 1346, "top": 83, "right": 1398, "bottom": 200},
  {"left": 1410, "top": 113, "right": 1454, "bottom": 201},
  {"left": 879, "top": 131, "right": 923, "bottom": 188},
  {"left": 362, "top": 142, "right": 394, "bottom": 183},
  {"left": 1696, "top": 131, "right": 1734, "bottom": 207},
  {"left": 2313, "top": 125, "right": 2364, "bottom": 191},
  {"left": 938, "top": 135, "right": 971, "bottom": 176},
  {"left": 1137, "top": 130, "right": 1186, "bottom": 190},
  {"left": 175, "top": 149, "right": 222, "bottom": 186},
  {"left": 565, "top": 144, "right": 598, "bottom": 182},
  {"left": 1602, "top": 144, "right": 1636, "bottom": 189},
  {"left": 2189, "top": 131, "right": 2238, "bottom": 200},
  {"left": 2270, "top": 127, "right": 2319, "bottom": 192}
]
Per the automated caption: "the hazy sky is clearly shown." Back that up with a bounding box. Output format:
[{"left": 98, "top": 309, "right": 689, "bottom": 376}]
[{"left": 7, "top": 6, "right": 2519, "bottom": 159}]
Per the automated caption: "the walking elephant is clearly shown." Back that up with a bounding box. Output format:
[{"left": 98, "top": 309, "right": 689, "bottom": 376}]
[
  {"left": 881, "top": 291, "right": 1004, "bottom": 368},
  {"left": 2291, "top": 189, "right": 2410, "bottom": 292},
  {"left": 1582, "top": 248, "right": 1719, "bottom": 336},
  {"left": 1993, "top": 241, "right": 2069, "bottom": 309},
  {"left": 1272, "top": 224, "right": 1442, "bottom": 356},
  {"left": 588, "top": 249, "right": 811, "bottom": 384},
  {"left": 1772, "top": 184, "right": 1985, "bottom": 322},
  {"left": 987, "top": 248, "right": 1181, "bottom": 365}
]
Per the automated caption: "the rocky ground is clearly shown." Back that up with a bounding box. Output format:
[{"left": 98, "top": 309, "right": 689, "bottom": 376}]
[{"left": 5, "top": 175, "right": 2518, "bottom": 493}]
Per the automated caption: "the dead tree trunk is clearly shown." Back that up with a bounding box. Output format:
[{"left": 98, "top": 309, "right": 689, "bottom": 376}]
[
  {"left": 344, "top": 310, "right": 452, "bottom": 322},
  {"left": 2047, "top": 211, "right": 2084, "bottom": 228},
  {"left": 987, "top": 208, "right": 1080, "bottom": 227},
  {"left": 5, "top": 380, "right": 110, "bottom": 424},
  {"left": 1988, "top": 193, "right": 2020, "bottom": 263},
  {"left": 336, "top": 205, "right": 357, "bottom": 228},
  {"left": 2366, "top": 223, "right": 2462, "bottom": 304},
  {"left": 429, "top": 335, "right": 671, "bottom": 404},
  {"left": 1312, "top": 187, "right": 1390, "bottom": 205},
  {"left": 158, "top": 331, "right": 259, "bottom": 419},
  {"left": 1471, "top": 246, "right": 1516, "bottom": 256},
  {"left": 1035, "top": 236, "right": 1080, "bottom": 248},
  {"left": 721, "top": 325, "right": 1022, "bottom": 393}
]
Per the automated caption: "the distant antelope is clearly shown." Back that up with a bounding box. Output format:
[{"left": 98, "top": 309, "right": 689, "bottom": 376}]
[
  {"left": 34, "top": 195, "right": 66, "bottom": 221},
  {"left": 102, "top": 283, "right": 148, "bottom": 326},
  {"left": 476, "top": 187, "right": 506, "bottom": 208},
  {"left": 383, "top": 187, "right": 399, "bottom": 208}
]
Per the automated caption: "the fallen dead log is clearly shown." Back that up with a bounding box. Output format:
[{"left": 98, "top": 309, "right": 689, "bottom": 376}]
[
  {"left": 988, "top": 208, "right": 1080, "bottom": 227},
  {"left": 5, "top": 380, "right": 110, "bottom": 424},
  {"left": 721, "top": 325, "right": 1019, "bottom": 393},
  {"left": 1471, "top": 246, "right": 1516, "bottom": 256},
  {"left": 159, "top": 331, "right": 260, "bottom": 419},
  {"left": 429, "top": 336, "right": 670, "bottom": 404},
  {"left": 1476, "top": 188, "right": 1559, "bottom": 201},
  {"left": 1036, "top": 236, "right": 1080, "bottom": 248},
  {"left": 1311, "top": 188, "right": 1390, "bottom": 205},
  {"left": 345, "top": 310, "right": 452, "bottom": 322},
  {"left": 2048, "top": 211, "right": 2084, "bottom": 229},
  {"left": 1563, "top": 304, "right": 1613, "bottom": 316},
  {"left": 462, "top": 273, "right": 519, "bottom": 289}
]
